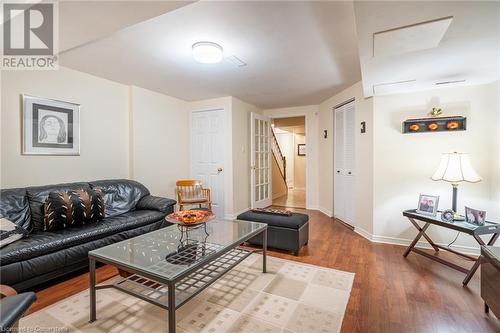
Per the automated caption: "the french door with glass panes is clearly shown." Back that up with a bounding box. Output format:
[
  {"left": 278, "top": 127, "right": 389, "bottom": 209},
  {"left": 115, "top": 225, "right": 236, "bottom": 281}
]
[{"left": 251, "top": 113, "right": 272, "bottom": 208}]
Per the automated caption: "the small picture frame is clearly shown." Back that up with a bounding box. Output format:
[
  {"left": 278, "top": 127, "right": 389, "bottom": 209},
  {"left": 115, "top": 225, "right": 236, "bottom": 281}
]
[
  {"left": 297, "top": 144, "right": 306, "bottom": 156},
  {"left": 441, "top": 209, "right": 455, "bottom": 223},
  {"left": 465, "top": 207, "right": 486, "bottom": 226},
  {"left": 22, "top": 95, "right": 80, "bottom": 156},
  {"left": 416, "top": 194, "right": 439, "bottom": 216}
]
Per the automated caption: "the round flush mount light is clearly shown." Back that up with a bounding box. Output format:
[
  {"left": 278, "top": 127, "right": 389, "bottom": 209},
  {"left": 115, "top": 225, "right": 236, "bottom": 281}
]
[{"left": 192, "top": 42, "right": 223, "bottom": 64}]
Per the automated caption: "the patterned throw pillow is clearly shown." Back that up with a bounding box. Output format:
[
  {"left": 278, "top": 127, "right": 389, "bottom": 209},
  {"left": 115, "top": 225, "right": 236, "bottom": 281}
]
[{"left": 44, "top": 188, "right": 105, "bottom": 231}]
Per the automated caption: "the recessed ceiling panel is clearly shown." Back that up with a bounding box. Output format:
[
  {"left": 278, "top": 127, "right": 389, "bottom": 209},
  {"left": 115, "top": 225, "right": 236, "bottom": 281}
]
[{"left": 373, "top": 16, "right": 453, "bottom": 58}]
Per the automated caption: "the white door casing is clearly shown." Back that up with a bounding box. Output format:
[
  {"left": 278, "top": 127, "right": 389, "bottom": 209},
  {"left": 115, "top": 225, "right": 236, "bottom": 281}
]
[
  {"left": 191, "top": 109, "right": 225, "bottom": 217},
  {"left": 251, "top": 112, "right": 272, "bottom": 208}
]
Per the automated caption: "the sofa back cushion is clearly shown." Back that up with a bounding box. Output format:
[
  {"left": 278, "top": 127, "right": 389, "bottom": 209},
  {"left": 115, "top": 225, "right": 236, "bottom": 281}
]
[
  {"left": 44, "top": 188, "right": 105, "bottom": 231},
  {"left": 27, "top": 182, "right": 91, "bottom": 231},
  {"left": 89, "top": 179, "right": 149, "bottom": 217},
  {"left": 0, "top": 188, "right": 31, "bottom": 231}
]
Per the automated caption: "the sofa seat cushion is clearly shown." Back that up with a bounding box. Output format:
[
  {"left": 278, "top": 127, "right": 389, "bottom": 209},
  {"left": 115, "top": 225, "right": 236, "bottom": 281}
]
[
  {"left": 0, "top": 210, "right": 165, "bottom": 265},
  {"left": 237, "top": 211, "right": 309, "bottom": 230}
]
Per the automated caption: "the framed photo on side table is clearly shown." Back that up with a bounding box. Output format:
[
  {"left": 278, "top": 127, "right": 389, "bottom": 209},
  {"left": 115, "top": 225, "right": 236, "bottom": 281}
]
[
  {"left": 465, "top": 207, "right": 486, "bottom": 226},
  {"left": 22, "top": 95, "right": 80, "bottom": 155},
  {"left": 416, "top": 194, "right": 439, "bottom": 216}
]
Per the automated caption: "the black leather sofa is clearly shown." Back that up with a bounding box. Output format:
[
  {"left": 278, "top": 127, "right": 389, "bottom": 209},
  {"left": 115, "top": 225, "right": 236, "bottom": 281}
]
[{"left": 0, "top": 179, "right": 176, "bottom": 291}]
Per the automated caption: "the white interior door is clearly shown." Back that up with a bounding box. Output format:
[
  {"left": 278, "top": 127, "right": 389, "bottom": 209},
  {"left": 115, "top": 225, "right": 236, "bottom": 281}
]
[
  {"left": 334, "top": 109, "right": 346, "bottom": 221},
  {"left": 191, "top": 109, "right": 225, "bottom": 217},
  {"left": 334, "top": 100, "right": 355, "bottom": 226},
  {"left": 251, "top": 112, "right": 272, "bottom": 208}
]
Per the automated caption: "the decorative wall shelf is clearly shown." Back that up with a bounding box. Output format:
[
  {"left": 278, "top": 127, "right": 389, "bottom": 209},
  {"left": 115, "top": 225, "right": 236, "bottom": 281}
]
[{"left": 402, "top": 116, "right": 466, "bottom": 134}]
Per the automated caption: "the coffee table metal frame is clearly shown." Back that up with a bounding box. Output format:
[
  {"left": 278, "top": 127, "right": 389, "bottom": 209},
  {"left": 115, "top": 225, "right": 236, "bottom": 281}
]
[{"left": 89, "top": 223, "right": 267, "bottom": 333}]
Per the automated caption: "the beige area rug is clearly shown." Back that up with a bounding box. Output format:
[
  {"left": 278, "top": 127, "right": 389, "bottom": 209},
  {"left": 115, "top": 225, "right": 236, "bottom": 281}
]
[{"left": 21, "top": 254, "right": 354, "bottom": 333}]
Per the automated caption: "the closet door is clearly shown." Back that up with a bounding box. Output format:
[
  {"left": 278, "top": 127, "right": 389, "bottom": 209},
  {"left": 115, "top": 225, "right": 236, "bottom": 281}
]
[
  {"left": 334, "top": 108, "right": 346, "bottom": 221},
  {"left": 343, "top": 102, "right": 356, "bottom": 225},
  {"left": 334, "top": 101, "right": 355, "bottom": 226}
]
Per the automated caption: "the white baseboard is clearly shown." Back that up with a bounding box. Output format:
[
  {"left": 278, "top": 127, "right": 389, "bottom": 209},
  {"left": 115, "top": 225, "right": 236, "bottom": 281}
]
[
  {"left": 354, "top": 226, "right": 480, "bottom": 256},
  {"left": 225, "top": 207, "right": 250, "bottom": 220},
  {"left": 317, "top": 206, "right": 333, "bottom": 218},
  {"left": 272, "top": 190, "right": 287, "bottom": 200}
]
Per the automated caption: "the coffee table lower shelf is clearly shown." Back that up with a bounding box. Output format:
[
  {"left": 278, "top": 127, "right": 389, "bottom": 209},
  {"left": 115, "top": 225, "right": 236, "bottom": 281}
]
[{"left": 95, "top": 247, "right": 252, "bottom": 311}]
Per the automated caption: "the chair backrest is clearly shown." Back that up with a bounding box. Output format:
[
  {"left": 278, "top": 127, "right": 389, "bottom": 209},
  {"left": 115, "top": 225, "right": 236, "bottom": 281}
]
[{"left": 176, "top": 180, "right": 204, "bottom": 200}]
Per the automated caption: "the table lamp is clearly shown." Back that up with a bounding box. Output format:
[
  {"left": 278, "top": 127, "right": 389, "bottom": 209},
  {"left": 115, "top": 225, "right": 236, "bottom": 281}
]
[{"left": 431, "top": 152, "right": 481, "bottom": 220}]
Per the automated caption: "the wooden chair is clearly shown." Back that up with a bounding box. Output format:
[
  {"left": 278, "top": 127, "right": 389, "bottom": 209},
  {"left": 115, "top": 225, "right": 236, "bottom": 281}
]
[{"left": 176, "top": 180, "right": 212, "bottom": 211}]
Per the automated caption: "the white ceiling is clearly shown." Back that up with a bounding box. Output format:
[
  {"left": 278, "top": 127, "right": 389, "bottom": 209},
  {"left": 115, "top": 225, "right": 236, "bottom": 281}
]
[
  {"left": 59, "top": 1, "right": 195, "bottom": 52},
  {"left": 59, "top": 1, "right": 361, "bottom": 108},
  {"left": 354, "top": 1, "right": 500, "bottom": 97}
]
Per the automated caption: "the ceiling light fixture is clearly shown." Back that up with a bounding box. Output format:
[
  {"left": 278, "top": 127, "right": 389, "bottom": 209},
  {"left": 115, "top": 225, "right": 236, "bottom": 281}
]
[{"left": 192, "top": 42, "right": 223, "bottom": 64}]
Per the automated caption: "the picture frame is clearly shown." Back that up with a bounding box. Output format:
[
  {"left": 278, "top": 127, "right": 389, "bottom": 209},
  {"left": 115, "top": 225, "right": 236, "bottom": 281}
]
[
  {"left": 441, "top": 209, "right": 455, "bottom": 223},
  {"left": 297, "top": 144, "right": 306, "bottom": 156},
  {"left": 416, "top": 194, "right": 439, "bottom": 216},
  {"left": 465, "top": 206, "right": 486, "bottom": 226},
  {"left": 22, "top": 95, "right": 80, "bottom": 155}
]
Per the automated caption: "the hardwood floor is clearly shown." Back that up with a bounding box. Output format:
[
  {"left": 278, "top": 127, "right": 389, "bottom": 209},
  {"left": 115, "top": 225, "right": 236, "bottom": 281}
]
[
  {"left": 272, "top": 188, "right": 306, "bottom": 208},
  {"left": 27, "top": 209, "right": 499, "bottom": 332}
]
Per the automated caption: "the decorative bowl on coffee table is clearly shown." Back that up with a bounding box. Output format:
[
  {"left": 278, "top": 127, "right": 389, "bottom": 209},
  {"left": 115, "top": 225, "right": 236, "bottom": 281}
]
[{"left": 166, "top": 210, "right": 215, "bottom": 226}]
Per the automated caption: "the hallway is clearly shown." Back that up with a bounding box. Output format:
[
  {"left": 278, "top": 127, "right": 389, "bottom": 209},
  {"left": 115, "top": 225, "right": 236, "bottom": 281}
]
[{"left": 272, "top": 188, "right": 306, "bottom": 208}]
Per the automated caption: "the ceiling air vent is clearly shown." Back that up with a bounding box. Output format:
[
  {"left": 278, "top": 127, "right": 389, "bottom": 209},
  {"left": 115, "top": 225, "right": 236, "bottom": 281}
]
[
  {"left": 226, "top": 55, "right": 247, "bottom": 67},
  {"left": 435, "top": 79, "right": 466, "bottom": 86},
  {"left": 373, "top": 79, "right": 417, "bottom": 95}
]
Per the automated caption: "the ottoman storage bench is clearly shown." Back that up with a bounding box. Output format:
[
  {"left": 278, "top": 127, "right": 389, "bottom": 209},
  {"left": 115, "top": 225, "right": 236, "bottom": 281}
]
[{"left": 237, "top": 210, "right": 309, "bottom": 255}]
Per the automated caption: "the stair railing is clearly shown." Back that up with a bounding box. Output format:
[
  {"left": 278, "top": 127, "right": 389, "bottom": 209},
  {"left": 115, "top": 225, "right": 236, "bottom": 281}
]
[{"left": 271, "top": 128, "right": 287, "bottom": 186}]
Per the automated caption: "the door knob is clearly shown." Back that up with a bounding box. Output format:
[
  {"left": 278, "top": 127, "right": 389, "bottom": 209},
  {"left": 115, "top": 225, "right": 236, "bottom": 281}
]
[
  {"left": 217, "top": 167, "right": 223, "bottom": 173},
  {"left": 336, "top": 170, "right": 341, "bottom": 174}
]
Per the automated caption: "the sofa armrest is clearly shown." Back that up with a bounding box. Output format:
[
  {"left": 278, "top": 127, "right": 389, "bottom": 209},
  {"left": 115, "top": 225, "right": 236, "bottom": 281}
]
[
  {"left": 136, "top": 195, "right": 176, "bottom": 213},
  {"left": 0, "top": 292, "right": 36, "bottom": 331}
]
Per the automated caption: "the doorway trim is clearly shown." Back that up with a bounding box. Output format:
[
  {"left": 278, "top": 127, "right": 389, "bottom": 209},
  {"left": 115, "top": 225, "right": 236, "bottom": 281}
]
[{"left": 268, "top": 114, "right": 308, "bottom": 208}]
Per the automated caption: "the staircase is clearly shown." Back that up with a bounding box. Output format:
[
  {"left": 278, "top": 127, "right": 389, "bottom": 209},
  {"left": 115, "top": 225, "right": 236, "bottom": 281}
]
[{"left": 271, "top": 128, "right": 288, "bottom": 191}]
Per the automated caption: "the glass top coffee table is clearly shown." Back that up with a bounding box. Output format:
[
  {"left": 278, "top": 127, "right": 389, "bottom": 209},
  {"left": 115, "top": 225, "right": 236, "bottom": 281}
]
[{"left": 88, "top": 219, "right": 267, "bottom": 333}]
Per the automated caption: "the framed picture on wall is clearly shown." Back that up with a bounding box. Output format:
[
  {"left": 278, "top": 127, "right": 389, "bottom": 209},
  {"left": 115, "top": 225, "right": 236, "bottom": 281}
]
[
  {"left": 22, "top": 95, "right": 80, "bottom": 155},
  {"left": 297, "top": 144, "right": 306, "bottom": 156}
]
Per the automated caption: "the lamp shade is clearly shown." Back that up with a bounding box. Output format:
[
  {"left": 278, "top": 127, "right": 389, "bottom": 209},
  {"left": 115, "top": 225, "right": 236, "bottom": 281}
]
[{"left": 431, "top": 152, "right": 481, "bottom": 183}]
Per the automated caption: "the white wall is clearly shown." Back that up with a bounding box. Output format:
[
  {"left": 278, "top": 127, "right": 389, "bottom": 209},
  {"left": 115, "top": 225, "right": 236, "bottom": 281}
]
[
  {"left": 318, "top": 82, "right": 374, "bottom": 235},
  {"left": 262, "top": 105, "right": 319, "bottom": 209},
  {"left": 294, "top": 133, "right": 306, "bottom": 189},
  {"left": 372, "top": 81, "right": 500, "bottom": 251},
  {"left": 232, "top": 97, "right": 261, "bottom": 215},
  {"left": 1, "top": 67, "right": 130, "bottom": 187},
  {"left": 130, "top": 86, "right": 189, "bottom": 198}
]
